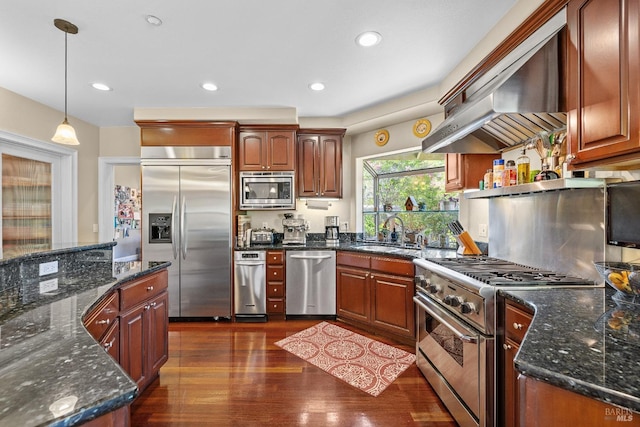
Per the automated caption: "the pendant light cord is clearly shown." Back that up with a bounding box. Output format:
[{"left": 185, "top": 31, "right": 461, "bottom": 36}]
[{"left": 64, "top": 31, "right": 68, "bottom": 121}]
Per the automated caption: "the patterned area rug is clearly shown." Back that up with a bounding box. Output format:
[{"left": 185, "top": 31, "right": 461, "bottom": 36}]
[{"left": 275, "top": 322, "right": 416, "bottom": 396}]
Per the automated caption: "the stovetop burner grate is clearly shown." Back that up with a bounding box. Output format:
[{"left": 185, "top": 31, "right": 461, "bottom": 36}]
[{"left": 426, "top": 257, "right": 595, "bottom": 286}]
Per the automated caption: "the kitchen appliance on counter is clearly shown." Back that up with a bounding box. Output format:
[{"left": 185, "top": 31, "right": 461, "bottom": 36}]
[
  {"left": 324, "top": 216, "right": 340, "bottom": 246},
  {"left": 282, "top": 217, "right": 307, "bottom": 245},
  {"left": 286, "top": 251, "right": 336, "bottom": 316},
  {"left": 239, "top": 171, "right": 295, "bottom": 210},
  {"left": 233, "top": 251, "right": 266, "bottom": 322},
  {"left": 249, "top": 229, "right": 275, "bottom": 246},
  {"left": 413, "top": 256, "right": 597, "bottom": 427},
  {"left": 142, "top": 146, "right": 232, "bottom": 319}
]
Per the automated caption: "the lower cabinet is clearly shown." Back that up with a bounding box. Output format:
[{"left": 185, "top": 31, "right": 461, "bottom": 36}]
[
  {"left": 120, "top": 270, "right": 169, "bottom": 391},
  {"left": 500, "top": 298, "right": 533, "bottom": 427},
  {"left": 266, "top": 250, "right": 285, "bottom": 318},
  {"left": 519, "top": 375, "right": 640, "bottom": 427},
  {"left": 336, "top": 251, "right": 415, "bottom": 343}
]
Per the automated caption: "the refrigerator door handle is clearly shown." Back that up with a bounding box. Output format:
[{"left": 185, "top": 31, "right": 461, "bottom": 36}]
[
  {"left": 171, "top": 196, "right": 178, "bottom": 259},
  {"left": 181, "top": 196, "right": 188, "bottom": 260}
]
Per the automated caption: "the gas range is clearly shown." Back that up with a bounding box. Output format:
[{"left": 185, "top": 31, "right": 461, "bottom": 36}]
[{"left": 413, "top": 256, "right": 597, "bottom": 335}]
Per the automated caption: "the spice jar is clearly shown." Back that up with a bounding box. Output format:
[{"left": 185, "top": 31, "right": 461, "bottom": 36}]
[{"left": 483, "top": 169, "right": 493, "bottom": 190}]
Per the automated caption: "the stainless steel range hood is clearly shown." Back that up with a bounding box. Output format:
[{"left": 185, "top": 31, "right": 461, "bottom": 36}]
[{"left": 423, "top": 11, "right": 567, "bottom": 154}]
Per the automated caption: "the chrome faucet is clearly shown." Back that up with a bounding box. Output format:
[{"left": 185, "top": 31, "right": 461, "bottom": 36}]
[{"left": 382, "top": 214, "right": 405, "bottom": 245}]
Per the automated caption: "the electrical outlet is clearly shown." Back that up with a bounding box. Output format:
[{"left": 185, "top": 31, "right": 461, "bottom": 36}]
[
  {"left": 262, "top": 222, "right": 268, "bottom": 229},
  {"left": 39, "top": 278, "right": 59, "bottom": 294},
  {"left": 478, "top": 223, "right": 488, "bottom": 238},
  {"left": 39, "top": 261, "right": 58, "bottom": 276},
  {"left": 341, "top": 221, "right": 349, "bottom": 231}
]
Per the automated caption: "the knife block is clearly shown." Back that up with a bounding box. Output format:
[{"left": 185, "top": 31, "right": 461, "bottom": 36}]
[{"left": 455, "top": 231, "right": 483, "bottom": 255}]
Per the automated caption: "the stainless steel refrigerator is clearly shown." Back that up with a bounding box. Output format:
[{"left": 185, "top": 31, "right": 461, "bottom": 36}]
[{"left": 141, "top": 146, "right": 232, "bottom": 318}]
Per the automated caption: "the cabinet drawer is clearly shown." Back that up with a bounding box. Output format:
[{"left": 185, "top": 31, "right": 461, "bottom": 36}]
[
  {"left": 267, "top": 284, "right": 284, "bottom": 297},
  {"left": 120, "top": 270, "right": 168, "bottom": 311},
  {"left": 267, "top": 265, "right": 284, "bottom": 281},
  {"left": 267, "top": 299, "right": 285, "bottom": 313},
  {"left": 84, "top": 291, "right": 119, "bottom": 340},
  {"left": 370, "top": 256, "right": 414, "bottom": 277},
  {"left": 337, "top": 251, "right": 370, "bottom": 269},
  {"left": 505, "top": 303, "right": 533, "bottom": 343},
  {"left": 267, "top": 251, "right": 284, "bottom": 265}
]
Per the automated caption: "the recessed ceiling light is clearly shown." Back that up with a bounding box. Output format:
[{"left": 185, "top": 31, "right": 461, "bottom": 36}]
[
  {"left": 201, "top": 82, "right": 218, "bottom": 91},
  {"left": 145, "top": 15, "right": 163, "bottom": 26},
  {"left": 91, "top": 82, "right": 112, "bottom": 91},
  {"left": 309, "top": 82, "right": 325, "bottom": 91},
  {"left": 356, "top": 31, "right": 382, "bottom": 47}
]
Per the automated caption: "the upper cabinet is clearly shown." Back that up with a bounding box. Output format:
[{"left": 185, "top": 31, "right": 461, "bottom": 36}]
[
  {"left": 238, "top": 125, "right": 298, "bottom": 171},
  {"left": 136, "top": 120, "right": 238, "bottom": 146},
  {"left": 566, "top": 0, "right": 640, "bottom": 168},
  {"left": 297, "top": 129, "right": 345, "bottom": 198},
  {"left": 445, "top": 153, "right": 495, "bottom": 192}
]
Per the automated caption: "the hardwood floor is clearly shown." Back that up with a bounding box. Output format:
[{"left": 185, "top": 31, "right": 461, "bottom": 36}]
[{"left": 131, "top": 320, "right": 456, "bottom": 426}]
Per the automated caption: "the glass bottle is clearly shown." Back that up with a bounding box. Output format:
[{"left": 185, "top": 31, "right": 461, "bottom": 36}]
[
  {"left": 483, "top": 169, "right": 493, "bottom": 190},
  {"left": 516, "top": 149, "right": 530, "bottom": 185}
]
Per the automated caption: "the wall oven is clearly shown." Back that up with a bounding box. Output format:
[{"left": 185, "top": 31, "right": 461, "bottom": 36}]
[{"left": 239, "top": 171, "right": 295, "bottom": 210}]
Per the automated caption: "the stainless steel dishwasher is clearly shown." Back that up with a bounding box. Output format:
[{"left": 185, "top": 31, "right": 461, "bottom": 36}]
[
  {"left": 285, "top": 251, "right": 336, "bottom": 316},
  {"left": 233, "top": 251, "right": 267, "bottom": 322}
]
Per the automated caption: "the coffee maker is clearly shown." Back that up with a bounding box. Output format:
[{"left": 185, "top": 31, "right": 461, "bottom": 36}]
[
  {"left": 282, "top": 216, "right": 307, "bottom": 245},
  {"left": 325, "top": 216, "right": 340, "bottom": 246}
]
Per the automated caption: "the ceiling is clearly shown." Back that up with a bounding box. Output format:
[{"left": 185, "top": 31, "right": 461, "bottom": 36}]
[{"left": 0, "top": 0, "right": 517, "bottom": 128}]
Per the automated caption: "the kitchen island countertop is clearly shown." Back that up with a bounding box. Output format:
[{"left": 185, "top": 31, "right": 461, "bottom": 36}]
[
  {"left": 0, "top": 244, "right": 170, "bottom": 427},
  {"left": 501, "top": 287, "right": 640, "bottom": 412}
]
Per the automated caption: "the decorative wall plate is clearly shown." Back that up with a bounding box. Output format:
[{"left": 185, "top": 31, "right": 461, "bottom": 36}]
[
  {"left": 374, "top": 129, "right": 390, "bottom": 146},
  {"left": 413, "top": 118, "right": 432, "bottom": 138}
]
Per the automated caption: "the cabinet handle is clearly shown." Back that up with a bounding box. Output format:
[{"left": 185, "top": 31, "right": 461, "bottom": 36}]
[
  {"left": 513, "top": 322, "right": 524, "bottom": 330},
  {"left": 144, "top": 304, "right": 150, "bottom": 310},
  {"left": 503, "top": 343, "right": 512, "bottom": 350},
  {"left": 104, "top": 337, "right": 116, "bottom": 351},
  {"left": 565, "top": 154, "right": 576, "bottom": 163},
  {"left": 146, "top": 286, "right": 154, "bottom": 291},
  {"left": 273, "top": 304, "right": 278, "bottom": 308},
  {"left": 150, "top": 302, "right": 157, "bottom": 307},
  {"left": 371, "top": 275, "right": 375, "bottom": 279},
  {"left": 96, "top": 319, "right": 110, "bottom": 325},
  {"left": 273, "top": 272, "right": 277, "bottom": 275}
]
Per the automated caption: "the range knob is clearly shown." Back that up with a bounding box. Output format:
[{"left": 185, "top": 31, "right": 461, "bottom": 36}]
[
  {"left": 414, "top": 275, "right": 426, "bottom": 287},
  {"left": 428, "top": 283, "right": 441, "bottom": 294},
  {"left": 461, "top": 302, "right": 476, "bottom": 314},
  {"left": 444, "top": 295, "right": 463, "bottom": 307}
]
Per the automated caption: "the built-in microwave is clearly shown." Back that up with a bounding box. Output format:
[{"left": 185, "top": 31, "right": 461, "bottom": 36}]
[{"left": 239, "top": 171, "right": 295, "bottom": 210}]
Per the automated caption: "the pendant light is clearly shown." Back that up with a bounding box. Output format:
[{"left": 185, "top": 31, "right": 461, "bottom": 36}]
[{"left": 51, "top": 19, "right": 79, "bottom": 145}]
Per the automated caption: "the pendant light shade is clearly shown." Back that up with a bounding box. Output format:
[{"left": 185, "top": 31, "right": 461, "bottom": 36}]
[{"left": 52, "top": 19, "right": 79, "bottom": 145}]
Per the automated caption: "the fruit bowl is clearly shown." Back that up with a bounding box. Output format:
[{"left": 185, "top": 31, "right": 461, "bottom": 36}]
[{"left": 594, "top": 261, "right": 640, "bottom": 303}]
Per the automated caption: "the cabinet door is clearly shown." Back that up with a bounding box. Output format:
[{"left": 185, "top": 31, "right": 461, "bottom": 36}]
[
  {"left": 266, "top": 131, "right": 296, "bottom": 170},
  {"left": 445, "top": 153, "right": 463, "bottom": 191},
  {"left": 120, "top": 304, "right": 147, "bottom": 389},
  {"left": 148, "top": 292, "right": 169, "bottom": 374},
  {"left": 336, "top": 266, "right": 371, "bottom": 323},
  {"left": 567, "top": 0, "right": 640, "bottom": 167},
  {"left": 238, "top": 132, "right": 267, "bottom": 171},
  {"left": 297, "top": 135, "right": 320, "bottom": 197},
  {"left": 370, "top": 273, "right": 415, "bottom": 338},
  {"left": 503, "top": 337, "right": 521, "bottom": 427},
  {"left": 445, "top": 153, "right": 494, "bottom": 191},
  {"left": 319, "top": 135, "right": 342, "bottom": 198}
]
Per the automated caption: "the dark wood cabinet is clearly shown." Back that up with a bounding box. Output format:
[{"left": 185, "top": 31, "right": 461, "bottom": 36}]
[
  {"left": 445, "top": 153, "right": 496, "bottom": 192},
  {"left": 119, "top": 270, "right": 169, "bottom": 391},
  {"left": 566, "top": 0, "right": 640, "bottom": 168},
  {"left": 297, "top": 129, "right": 345, "bottom": 198},
  {"left": 501, "top": 299, "right": 533, "bottom": 427},
  {"left": 336, "top": 251, "right": 415, "bottom": 343},
  {"left": 238, "top": 126, "right": 298, "bottom": 171},
  {"left": 519, "top": 375, "right": 640, "bottom": 426},
  {"left": 136, "top": 120, "right": 238, "bottom": 146},
  {"left": 266, "top": 250, "right": 285, "bottom": 318}
]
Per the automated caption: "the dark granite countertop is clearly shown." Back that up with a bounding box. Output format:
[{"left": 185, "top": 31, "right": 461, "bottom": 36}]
[
  {"left": 501, "top": 287, "right": 640, "bottom": 412},
  {"left": 0, "top": 250, "right": 170, "bottom": 427},
  {"left": 235, "top": 241, "right": 458, "bottom": 260}
]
